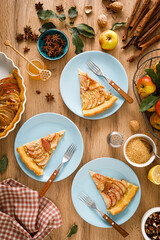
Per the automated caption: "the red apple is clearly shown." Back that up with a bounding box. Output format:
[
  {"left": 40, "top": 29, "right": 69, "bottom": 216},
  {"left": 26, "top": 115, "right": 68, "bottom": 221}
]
[
  {"left": 155, "top": 99, "right": 160, "bottom": 116},
  {"left": 137, "top": 76, "right": 156, "bottom": 97},
  {"left": 99, "top": 30, "right": 118, "bottom": 50},
  {"left": 150, "top": 112, "right": 160, "bottom": 130}
]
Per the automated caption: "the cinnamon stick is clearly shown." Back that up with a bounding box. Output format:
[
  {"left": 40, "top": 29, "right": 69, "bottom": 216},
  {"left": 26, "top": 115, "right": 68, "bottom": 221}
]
[
  {"left": 122, "top": 0, "right": 141, "bottom": 41},
  {"left": 127, "top": 34, "right": 160, "bottom": 62},
  {"left": 130, "top": 0, "right": 151, "bottom": 28},
  {"left": 133, "top": 0, "right": 160, "bottom": 38},
  {"left": 122, "top": 37, "right": 136, "bottom": 49},
  {"left": 140, "top": 12, "right": 160, "bottom": 36},
  {"left": 137, "top": 21, "right": 160, "bottom": 46},
  {"left": 129, "top": 5, "right": 149, "bottom": 38}
]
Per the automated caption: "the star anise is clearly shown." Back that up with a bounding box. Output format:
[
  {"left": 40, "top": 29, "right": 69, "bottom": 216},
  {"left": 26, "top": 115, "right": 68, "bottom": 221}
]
[
  {"left": 53, "top": 46, "right": 63, "bottom": 57},
  {"left": 35, "top": 2, "right": 43, "bottom": 11},
  {"left": 23, "top": 46, "right": 30, "bottom": 53},
  {"left": 51, "top": 34, "right": 61, "bottom": 43},
  {"left": 25, "top": 32, "right": 33, "bottom": 40},
  {"left": 24, "top": 25, "right": 32, "bottom": 34},
  {"left": 31, "top": 33, "right": 39, "bottom": 41},
  {"left": 16, "top": 33, "right": 24, "bottom": 42},
  {"left": 42, "top": 45, "right": 52, "bottom": 53},
  {"left": 43, "top": 35, "right": 53, "bottom": 45},
  {"left": 56, "top": 4, "right": 64, "bottom": 13},
  {"left": 45, "top": 93, "right": 55, "bottom": 102}
]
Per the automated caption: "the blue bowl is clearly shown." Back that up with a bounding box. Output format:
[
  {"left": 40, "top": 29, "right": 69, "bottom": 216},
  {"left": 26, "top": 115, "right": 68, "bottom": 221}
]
[{"left": 37, "top": 29, "right": 69, "bottom": 61}]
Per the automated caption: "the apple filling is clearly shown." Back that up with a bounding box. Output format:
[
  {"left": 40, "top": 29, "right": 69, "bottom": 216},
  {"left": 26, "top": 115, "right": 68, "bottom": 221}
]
[
  {"left": 0, "top": 79, "right": 21, "bottom": 133},
  {"left": 93, "top": 173, "right": 127, "bottom": 209}
]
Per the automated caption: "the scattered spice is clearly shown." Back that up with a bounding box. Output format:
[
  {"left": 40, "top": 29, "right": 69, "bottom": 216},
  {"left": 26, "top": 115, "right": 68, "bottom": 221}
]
[
  {"left": 145, "top": 212, "right": 160, "bottom": 239},
  {"left": 31, "top": 33, "right": 39, "bottom": 41},
  {"left": 45, "top": 93, "right": 55, "bottom": 102},
  {"left": 16, "top": 33, "right": 24, "bottom": 42},
  {"left": 35, "top": 2, "right": 43, "bottom": 11},
  {"left": 56, "top": 4, "right": 64, "bottom": 13},
  {"left": 41, "top": 33, "right": 66, "bottom": 58},
  {"left": 36, "top": 90, "right": 41, "bottom": 94},
  {"left": 84, "top": 6, "right": 92, "bottom": 15},
  {"left": 126, "top": 137, "right": 152, "bottom": 164},
  {"left": 23, "top": 46, "right": 30, "bottom": 53}
]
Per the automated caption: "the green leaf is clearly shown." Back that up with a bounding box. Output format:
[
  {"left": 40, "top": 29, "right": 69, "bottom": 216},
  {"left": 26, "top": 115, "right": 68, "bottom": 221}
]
[
  {"left": 37, "top": 10, "right": 57, "bottom": 20},
  {"left": 145, "top": 68, "right": 159, "bottom": 87},
  {"left": 139, "top": 95, "right": 160, "bottom": 112},
  {"left": 68, "top": 6, "right": 78, "bottom": 19},
  {"left": 111, "top": 22, "right": 126, "bottom": 31},
  {"left": 67, "top": 223, "right": 78, "bottom": 238},
  {"left": 0, "top": 155, "right": 8, "bottom": 173},
  {"left": 76, "top": 23, "right": 95, "bottom": 38},
  {"left": 70, "top": 21, "right": 74, "bottom": 26},
  {"left": 39, "top": 22, "right": 56, "bottom": 33},
  {"left": 156, "top": 61, "right": 160, "bottom": 82},
  {"left": 71, "top": 27, "right": 84, "bottom": 54},
  {"left": 58, "top": 13, "right": 66, "bottom": 22}
]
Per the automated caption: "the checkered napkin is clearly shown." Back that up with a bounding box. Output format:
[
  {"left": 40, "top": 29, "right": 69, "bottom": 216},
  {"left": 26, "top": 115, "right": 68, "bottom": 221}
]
[{"left": 0, "top": 178, "right": 62, "bottom": 240}]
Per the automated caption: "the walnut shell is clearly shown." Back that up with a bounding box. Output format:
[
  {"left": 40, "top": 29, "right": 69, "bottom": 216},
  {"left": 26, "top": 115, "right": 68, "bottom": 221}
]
[
  {"left": 110, "top": 1, "right": 123, "bottom": 13},
  {"left": 129, "top": 120, "right": 140, "bottom": 132},
  {"left": 97, "top": 14, "right": 107, "bottom": 28}
]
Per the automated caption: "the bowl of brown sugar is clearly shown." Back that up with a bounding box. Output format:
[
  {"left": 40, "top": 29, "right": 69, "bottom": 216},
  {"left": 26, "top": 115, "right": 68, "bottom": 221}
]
[{"left": 123, "top": 134, "right": 157, "bottom": 167}]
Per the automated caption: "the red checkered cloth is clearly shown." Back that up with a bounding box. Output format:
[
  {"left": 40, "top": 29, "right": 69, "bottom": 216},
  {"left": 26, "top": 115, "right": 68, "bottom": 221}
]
[{"left": 0, "top": 178, "right": 62, "bottom": 240}]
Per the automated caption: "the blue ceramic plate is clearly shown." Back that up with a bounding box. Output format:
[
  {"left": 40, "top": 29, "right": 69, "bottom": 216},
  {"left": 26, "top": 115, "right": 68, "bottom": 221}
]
[
  {"left": 71, "top": 157, "right": 141, "bottom": 228},
  {"left": 60, "top": 51, "right": 128, "bottom": 119},
  {"left": 14, "top": 113, "right": 83, "bottom": 182},
  {"left": 37, "top": 29, "right": 69, "bottom": 60}
]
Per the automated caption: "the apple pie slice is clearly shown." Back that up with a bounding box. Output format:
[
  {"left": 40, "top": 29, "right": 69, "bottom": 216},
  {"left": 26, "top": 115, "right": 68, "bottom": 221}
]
[
  {"left": 78, "top": 70, "right": 118, "bottom": 116},
  {"left": 17, "top": 130, "right": 65, "bottom": 176},
  {"left": 89, "top": 170, "right": 139, "bottom": 215}
]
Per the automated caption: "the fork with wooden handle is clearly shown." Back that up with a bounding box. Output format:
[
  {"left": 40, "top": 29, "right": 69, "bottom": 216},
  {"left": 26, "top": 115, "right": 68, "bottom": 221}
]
[
  {"left": 39, "top": 144, "right": 77, "bottom": 197},
  {"left": 4, "top": 40, "right": 51, "bottom": 82},
  {"left": 87, "top": 60, "right": 134, "bottom": 104},
  {"left": 79, "top": 192, "right": 129, "bottom": 238}
]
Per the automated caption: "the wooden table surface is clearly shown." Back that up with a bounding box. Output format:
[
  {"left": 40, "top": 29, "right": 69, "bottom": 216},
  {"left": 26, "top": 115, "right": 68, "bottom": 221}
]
[{"left": 0, "top": 0, "right": 159, "bottom": 239}]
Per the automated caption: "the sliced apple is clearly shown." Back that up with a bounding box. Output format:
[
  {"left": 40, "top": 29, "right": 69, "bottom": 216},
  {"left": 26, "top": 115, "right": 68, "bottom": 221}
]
[
  {"left": 121, "top": 179, "right": 128, "bottom": 188},
  {"left": 25, "top": 141, "right": 41, "bottom": 151},
  {"left": 0, "top": 114, "right": 8, "bottom": 127},
  {"left": 101, "top": 192, "right": 112, "bottom": 208},
  {"left": 94, "top": 89, "right": 101, "bottom": 105},
  {"left": 33, "top": 154, "right": 47, "bottom": 163},
  {"left": 0, "top": 112, "right": 10, "bottom": 125},
  {"left": 81, "top": 92, "right": 90, "bottom": 110},
  {"left": 88, "top": 90, "right": 98, "bottom": 108},
  {"left": 0, "top": 110, "right": 13, "bottom": 122},
  {"left": 86, "top": 92, "right": 93, "bottom": 110},
  {"left": 92, "top": 176, "right": 105, "bottom": 191},
  {"left": 109, "top": 188, "right": 121, "bottom": 201},
  {"left": 41, "top": 138, "right": 51, "bottom": 152},
  {"left": 36, "top": 154, "right": 50, "bottom": 166},
  {"left": 27, "top": 148, "right": 44, "bottom": 158},
  {"left": 108, "top": 191, "right": 117, "bottom": 207},
  {"left": 111, "top": 183, "right": 123, "bottom": 196},
  {"left": 114, "top": 180, "right": 126, "bottom": 194},
  {"left": 50, "top": 134, "right": 60, "bottom": 148}
]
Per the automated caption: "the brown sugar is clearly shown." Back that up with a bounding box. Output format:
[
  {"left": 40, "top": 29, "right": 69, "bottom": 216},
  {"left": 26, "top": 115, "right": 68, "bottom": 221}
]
[{"left": 126, "top": 137, "right": 152, "bottom": 164}]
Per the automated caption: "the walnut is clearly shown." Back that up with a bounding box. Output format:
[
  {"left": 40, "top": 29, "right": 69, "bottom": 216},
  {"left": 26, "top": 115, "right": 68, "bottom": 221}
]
[
  {"left": 97, "top": 14, "right": 107, "bottom": 28},
  {"left": 110, "top": 1, "right": 123, "bottom": 13},
  {"left": 129, "top": 120, "right": 140, "bottom": 132}
]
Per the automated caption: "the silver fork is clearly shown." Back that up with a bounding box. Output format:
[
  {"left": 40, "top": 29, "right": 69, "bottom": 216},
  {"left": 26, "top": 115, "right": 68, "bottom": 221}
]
[
  {"left": 39, "top": 144, "right": 77, "bottom": 197},
  {"left": 87, "top": 60, "right": 133, "bottom": 104},
  {"left": 79, "top": 192, "right": 129, "bottom": 238}
]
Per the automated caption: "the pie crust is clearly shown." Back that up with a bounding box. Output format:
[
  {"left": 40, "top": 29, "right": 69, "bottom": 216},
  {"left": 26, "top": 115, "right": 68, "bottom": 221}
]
[
  {"left": 17, "top": 130, "right": 65, "bottom": 176},
  {"left": 0, "top": 68, "right": 25, "bottom": 138},
  {"left": 90, "top": 170, "right": 139, "bottom": 215},
  {"left": 78, "top": 70, "right": 118, "bottom": 116}
]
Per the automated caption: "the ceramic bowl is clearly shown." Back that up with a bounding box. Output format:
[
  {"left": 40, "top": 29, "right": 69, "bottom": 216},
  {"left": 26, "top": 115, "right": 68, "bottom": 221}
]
[
  {"left": 123, "top": 134, "right": 157, "bottom": 167},
  {"left": 0, "top": 52, "right": 26, "bottom": 139},
  {"left": 37, "top": 29, "right": 69, "bottom": 61},
  {"left": 141, "top": 207, "right": 160, "bottom": 240}
]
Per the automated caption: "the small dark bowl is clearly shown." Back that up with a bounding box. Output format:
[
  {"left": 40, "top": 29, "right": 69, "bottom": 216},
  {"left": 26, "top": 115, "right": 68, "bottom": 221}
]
[{"left": 37, "top": 29, "right": 69, "bottom": 61}]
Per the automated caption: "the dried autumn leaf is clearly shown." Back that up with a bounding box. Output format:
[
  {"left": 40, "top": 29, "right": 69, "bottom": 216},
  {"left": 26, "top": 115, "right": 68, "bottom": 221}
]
[
  {"left": 0, "top": 155, "right": 8, "bottom": 173},
  {"left": 68, "top": 6, "right": 78, "bottom": 19},
  {"left": 39, "top": 22, "right": 56, "bottom": 33}
]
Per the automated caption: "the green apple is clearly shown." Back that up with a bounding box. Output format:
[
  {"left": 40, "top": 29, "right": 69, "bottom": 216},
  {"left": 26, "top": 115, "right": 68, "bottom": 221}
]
[{"left": 99, "top": 30, "right": 118, "bottom": 50}]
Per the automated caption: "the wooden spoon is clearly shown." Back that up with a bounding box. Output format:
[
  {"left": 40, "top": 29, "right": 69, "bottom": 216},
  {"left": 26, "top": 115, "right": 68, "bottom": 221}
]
[{"left": 4, "top": 40, "right": 51, "bottom": 81}]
